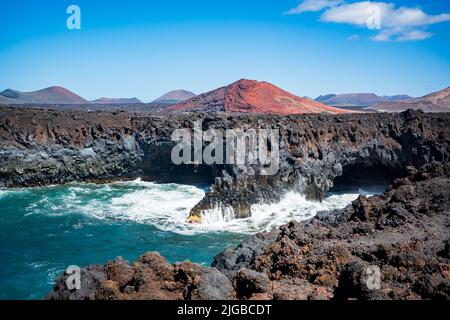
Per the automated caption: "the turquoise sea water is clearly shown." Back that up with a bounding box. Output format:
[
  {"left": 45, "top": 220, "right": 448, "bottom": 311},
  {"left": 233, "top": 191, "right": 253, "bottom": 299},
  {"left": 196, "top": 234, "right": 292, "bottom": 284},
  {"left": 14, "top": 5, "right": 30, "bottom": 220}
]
[{"left": 0, "top": 180, "right": 375, "bottom": 300}]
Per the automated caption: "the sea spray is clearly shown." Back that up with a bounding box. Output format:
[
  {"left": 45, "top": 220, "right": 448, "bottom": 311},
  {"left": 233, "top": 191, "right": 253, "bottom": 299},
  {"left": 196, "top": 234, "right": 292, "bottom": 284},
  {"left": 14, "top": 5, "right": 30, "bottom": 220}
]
[
  {"left": 0, "top": 179, "right": 385, "bottom": 299},
  {"left": 103, "top": 180, "right": 367, "bottom": 234},
  {"left": 4, "top": 179, "right": 383, "bottom": 236},
  {"left": 201, "top": 205, "right": 235, "bottom": 224}
]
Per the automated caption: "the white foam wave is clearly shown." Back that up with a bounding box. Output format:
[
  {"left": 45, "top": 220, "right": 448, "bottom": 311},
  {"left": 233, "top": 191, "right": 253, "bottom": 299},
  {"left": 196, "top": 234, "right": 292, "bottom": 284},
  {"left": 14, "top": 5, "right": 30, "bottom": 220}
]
[
  {"left": 23, "top": 179, "right": 381, "bottom": 236},
  {"left": 195, "top": 191, "right": 362, "bottom": 234},
  {"left": 102, "top": 182, "right": 206, "bottom": 234},
  {"left": 99, "top": 184, "right": 366, "bottom": 235},
  {"left": 0, "top": 189, "right": 28, "bottom": 199}
]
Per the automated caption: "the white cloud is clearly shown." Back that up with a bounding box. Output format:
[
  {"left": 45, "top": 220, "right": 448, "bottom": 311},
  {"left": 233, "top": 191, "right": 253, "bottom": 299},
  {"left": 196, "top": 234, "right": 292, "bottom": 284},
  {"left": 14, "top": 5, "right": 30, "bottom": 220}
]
[
  {"left": 321, "top": 1, "right": 381, "bottom": 25},
  {"left": 396, "top": 30, "right": 432, "bottom": 41},
  {"left": 287, "top": 1, "right": 450, "bottom": 41},
  {"left": 370, "top": 28, "right": 395, "bottom": 41},
  {"left": 287, "top": 0, "right": 343, "bottom": 14},
  {"left": 321, "top": 1, "right": 450, "bottom": 29},
  {"left": 371, "top": 29, "right": 432, "bottom": 42},
  {"left": 347, "top": 34, "right": 360, "bottom": 41}
]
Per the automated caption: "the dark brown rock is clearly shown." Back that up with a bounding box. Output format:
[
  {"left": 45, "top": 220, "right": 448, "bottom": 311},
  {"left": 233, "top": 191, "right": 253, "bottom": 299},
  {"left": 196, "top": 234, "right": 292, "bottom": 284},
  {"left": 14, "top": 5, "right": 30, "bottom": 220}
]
[{"left": 1, "top": 107, "right": 449, "bottom": 221}]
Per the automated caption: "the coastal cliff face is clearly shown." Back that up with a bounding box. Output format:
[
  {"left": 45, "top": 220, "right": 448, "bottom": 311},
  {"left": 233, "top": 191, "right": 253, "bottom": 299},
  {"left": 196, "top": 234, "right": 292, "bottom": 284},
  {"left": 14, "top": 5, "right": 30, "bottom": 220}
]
[
  {"left": 0, "top": 108, "right": 143, "bottom": 187},
  {"left": 47, "top": 162, "right": 450, "bottom": 300},
  {"left": 212, "top": 162, "right": 450, "bottom": 300},
  {"left": 1, "top": 107, "right": 449, "bottom": 221},
  {"left": 1, "top": 106, "right": 449, "bottom": 300}
]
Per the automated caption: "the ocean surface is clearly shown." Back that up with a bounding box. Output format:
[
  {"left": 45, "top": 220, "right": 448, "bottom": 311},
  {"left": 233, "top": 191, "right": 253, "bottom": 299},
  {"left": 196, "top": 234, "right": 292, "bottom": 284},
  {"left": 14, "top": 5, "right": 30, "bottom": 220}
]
[{"left": 0, "top": 179, "right": 383, "bottom": 300}]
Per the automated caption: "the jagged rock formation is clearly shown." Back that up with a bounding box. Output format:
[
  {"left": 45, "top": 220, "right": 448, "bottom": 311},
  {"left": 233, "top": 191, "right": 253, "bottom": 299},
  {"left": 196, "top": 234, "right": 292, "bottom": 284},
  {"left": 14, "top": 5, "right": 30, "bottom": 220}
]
[
  {"left": 0, "top": 108, "right": 142, "bottom": 187},
  {"left": 1, "top": 105, "right": 448, "bottom": 300},
  {"left": 48, "top": 162, "right": 450, "bottom": 300},
  {"left": 48, "top": 253, "right": 234, "bottom": 300},
  {"left": 212, "top": 162, "right": 450, "bottom": 300},
  {"left": 0, "top": 107, "right": 449, "bottom": 222},
  {"left": 187, "top": 108, "right": 450, "bottom": 220}
]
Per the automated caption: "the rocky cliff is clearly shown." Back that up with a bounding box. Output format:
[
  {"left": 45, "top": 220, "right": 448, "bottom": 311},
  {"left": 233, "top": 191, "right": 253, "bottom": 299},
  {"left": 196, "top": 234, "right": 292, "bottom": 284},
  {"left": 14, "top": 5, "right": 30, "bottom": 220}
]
[
  {"left": 47, "top": 162, "right": 450, "bottom": 300},
  {"left": 1, "top": 106, "right": 449, "bottom": 300},
  {"left": 1, "top": 107, "right": 449, "bottom": 222}
]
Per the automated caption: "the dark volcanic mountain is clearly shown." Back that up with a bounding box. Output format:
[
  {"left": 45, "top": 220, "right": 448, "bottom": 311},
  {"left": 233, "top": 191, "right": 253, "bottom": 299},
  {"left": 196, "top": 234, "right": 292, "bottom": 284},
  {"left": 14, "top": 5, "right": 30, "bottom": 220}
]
[
  {"left": 315, "top": 93, "right": 413, "bottom": 107},
  {"left": 368, "top": 87, "right": 450, "bottom": 112},
  {"left": 153, "top": 90, "right": 196, "bottom": 104},
  {"left": 166, "top": 79, "right": 350, "bottom": 114},
  {"left": 90, "top": 97, "right": 142, "bottom": 104},
  {"left": 0, "top": 86, "right": 87, "bottom": 104}
]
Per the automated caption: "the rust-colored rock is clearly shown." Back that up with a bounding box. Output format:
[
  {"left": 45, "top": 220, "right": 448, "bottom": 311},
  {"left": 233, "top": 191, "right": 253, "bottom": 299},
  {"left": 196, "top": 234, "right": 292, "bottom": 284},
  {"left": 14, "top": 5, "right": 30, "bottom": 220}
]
[
  {"left": 167, "top": 79, "right": 350, "bottom": 115},
  {"left": 48, "top": 163, "right": 450, "bottom": 300}
]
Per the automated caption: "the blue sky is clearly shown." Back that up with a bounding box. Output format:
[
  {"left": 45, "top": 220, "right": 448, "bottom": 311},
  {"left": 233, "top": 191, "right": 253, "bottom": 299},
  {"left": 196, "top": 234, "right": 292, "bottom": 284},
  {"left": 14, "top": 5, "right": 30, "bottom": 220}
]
[{"left": 0, "top": 0, "right": 449, "bottom": 101}]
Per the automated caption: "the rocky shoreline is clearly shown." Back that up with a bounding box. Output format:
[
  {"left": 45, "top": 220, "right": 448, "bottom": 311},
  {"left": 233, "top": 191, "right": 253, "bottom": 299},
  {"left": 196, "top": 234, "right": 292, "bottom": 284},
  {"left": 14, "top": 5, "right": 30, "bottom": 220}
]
[
  {"left": 47, "top": 162, "right": 450, "bottom": 300},
  {"left": 1, "top": 106, "right": 449, "bottom": 221},
  {"left": 1, "top": 106, "right": 449, "bottom": 299}
]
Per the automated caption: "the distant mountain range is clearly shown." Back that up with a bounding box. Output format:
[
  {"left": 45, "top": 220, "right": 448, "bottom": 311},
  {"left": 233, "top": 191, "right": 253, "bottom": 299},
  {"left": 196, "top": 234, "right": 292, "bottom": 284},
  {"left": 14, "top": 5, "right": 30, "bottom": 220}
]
[
  {"left": 0, "top": 87, "right": 88, "bottom": 105},
  {"left": 0, "top": 87, "right": 143, "bottom": 105},
  {"left": 166, "top": 79, "right": 350, "bottom": 115},
  {"left": 315, "top": 93, "right": 413, "bottom": 107},
  {"left": 0, "top": 86, "right": 196, "bottom": 106},
  {"left": 90, "top": 97, "right": 142, "bottom": 104},
  {"left": 1, "top": 83, "right": 448, "bottom": 114},
  {"left": 152, "top": 90, "right": 196, "bottom": 104},
  {"left": 367, "top": 87, "right": 450, "bottom": 113},
  {"left": 0, "top": 82, "right": 348, "bottom": 115}
]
